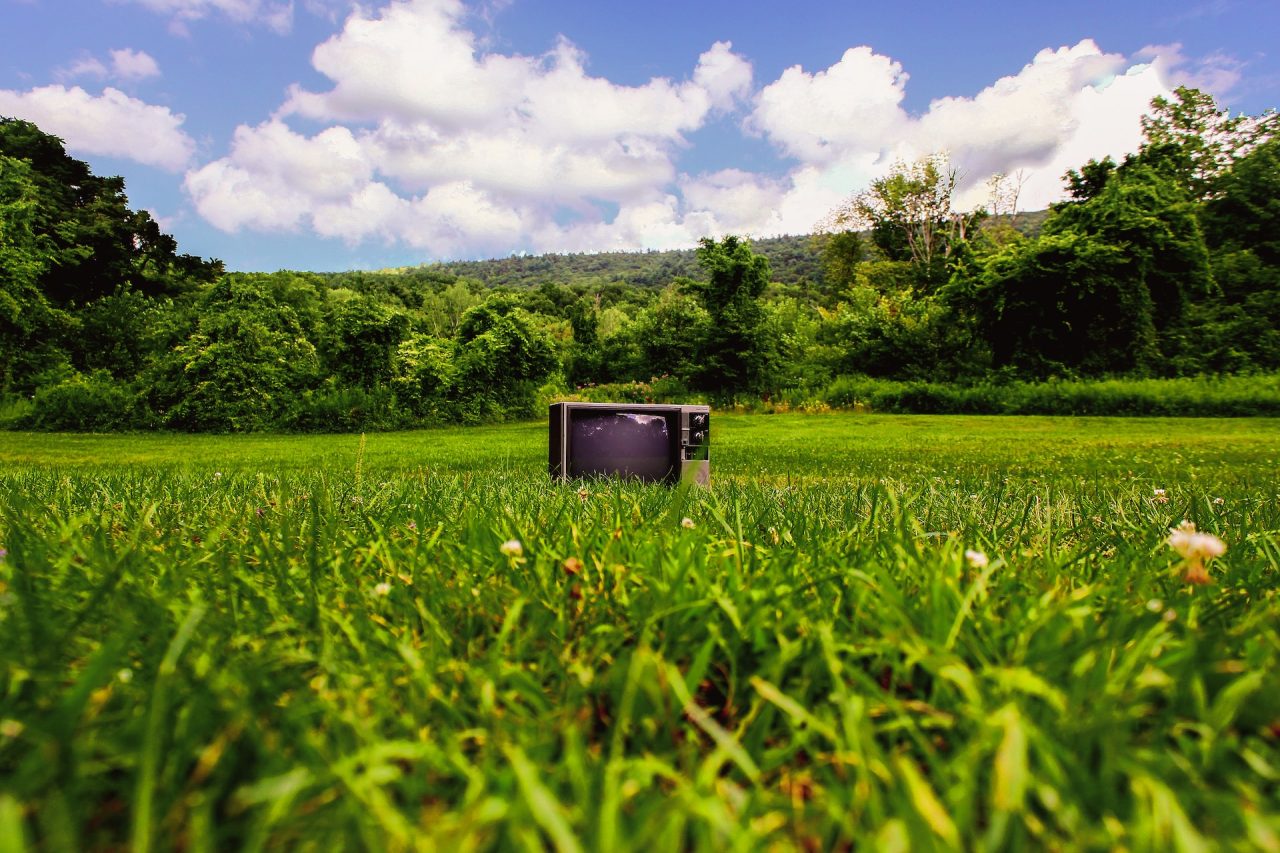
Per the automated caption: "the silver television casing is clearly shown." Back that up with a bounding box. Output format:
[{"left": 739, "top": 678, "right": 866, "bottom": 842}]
[{"left": 549, "top": 402, "right": 710, "bottom": 486}]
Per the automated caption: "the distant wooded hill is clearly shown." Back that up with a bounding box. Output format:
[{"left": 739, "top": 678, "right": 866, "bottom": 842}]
[{"left": 392, "top": 211, "right": 1051, "bottom": 290}]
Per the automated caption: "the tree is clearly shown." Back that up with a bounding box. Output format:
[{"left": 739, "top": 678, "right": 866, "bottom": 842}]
[
  {"left": 632, "top": 286, "right": 709, "bottom": 383},
  {"left": 0, "top": 119, "right": 222, "bottom": 306},
  {"left": 826, "top": 154, "right": 976, "bottom": 287},
  {"left": 968, "top": 231, "right": 1157, "bottom": 376},
  {"left": 957, "top": 155, "right": 1213, "bottom": 376},
  {"left": 70, "top": 288, "right": 166, "bottom": 380},
  {"left": 321, "top": 297, "right": 409, "bottom": 389},
  {"left": 1048, "top": 162, "right": 1212, "bottom": 338},
  {"left": 564, "top": 295, "right": 602, "bottom": 385},
  {"left": 815, "top": 230, "right": 865, "bottom": 296},
  {"left": 1187, "top": 136, "right": 1280, "bottom": 371},
  {"left": 962, "top": 157, "right": 1212, "bottom": 377},
  {"left": 0, "top": 154, "right": 70, "bottom": 392},
  {"left": 821, "top": 284, "right": 977, "bottom": 381},
  {"left": 1063, "top": 157, "right": 1118, "bottom": 202},
  {"left": 420, "top": 279, "right": 482, "bottom": 337},
  {"left": 452, "top": 295, "right": 555, "bottom": 419},
  {"left": 1139, "top": 86, "right": 1278, "bottom": 200},
  {"left": 148, "top": 276, "right": 319, "bottom": 431},
  {"left": 392, "top": 333, "right": 455, "bottom": 418},
  {"left": 685, "top": 236, "right": 777, "bottom": 395},
  {"left": 985, "top": 170, "right": 1027, "bottom": 223},
  {"left": 1201, "top": 136, "right": 1280, "bottom": 261}
]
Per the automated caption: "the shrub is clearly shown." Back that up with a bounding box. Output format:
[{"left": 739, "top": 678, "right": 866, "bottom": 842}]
[
  {"left": 22, "top": 371, "right": 137, "bottom": 431},
  {"left": 452, "top": 299, "right": 556, "bottom": 421},
  {"left": 284, "top": 384, "right": 404, "bottom": 433},
  {"left": 147, "top": 277, "right": 320, "bottom": 432},
  {"left": 392, "top": 334, "right": 454, "bottom": 419},
  {"left": 818, "top": 374, "right": 1280, "bottom": 417}
]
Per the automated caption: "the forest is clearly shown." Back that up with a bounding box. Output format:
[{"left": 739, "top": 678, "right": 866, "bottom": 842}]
[{"left": 1, "top": 87, "right": 1277, "bottom": 432}]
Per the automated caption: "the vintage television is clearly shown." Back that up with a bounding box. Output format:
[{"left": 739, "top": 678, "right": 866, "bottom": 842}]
[{"left": 549, "top": 402, "right": 710, "bottom": 485}]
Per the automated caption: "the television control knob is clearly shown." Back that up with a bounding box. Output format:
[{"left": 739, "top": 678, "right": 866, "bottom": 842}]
[
  {"left": 692, "top": 414, "right": 708, "bottom": 428},
  {"left": 692, "top": 430, "right": 706, "bottom": 443}
]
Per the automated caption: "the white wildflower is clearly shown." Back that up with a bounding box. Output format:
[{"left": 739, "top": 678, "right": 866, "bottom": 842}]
[
  {"left": 1166, "top": 520, "right": 1226, "bottom": 585},
  {"left": 965, "top": 549, "right": 989, "bottom": 570},
  {"left": 1167, "top": 521, "right": 1227, "bottom": 562},
  {"left": 500, "top": 539, "right": 523, "bottom": 558},
  {"left": 374, "top": 582, "right": 391, "bottom": 597},
  {"left": 681, "top": 517, "right": 696, "bottom": 529}
]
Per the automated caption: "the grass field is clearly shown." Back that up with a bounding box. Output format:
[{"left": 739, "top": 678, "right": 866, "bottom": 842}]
[{"left": 1, "top": 413, "right": 1279, "bottom": 851}]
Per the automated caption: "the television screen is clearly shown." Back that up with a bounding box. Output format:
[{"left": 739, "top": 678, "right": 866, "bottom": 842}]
[{"left": 569, "top": 411, "right": 674, "bottom": 481}]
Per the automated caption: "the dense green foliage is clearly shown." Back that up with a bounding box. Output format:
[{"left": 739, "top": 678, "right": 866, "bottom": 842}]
[
  {"left": 811, "top": 374, "right": 1280, "bottom": 416},
  {"left": 1, "top": 86, "right": 1278, "bottom": 431},
  {"left": 0, "top": 120, "right": 222, "bottom": 398},
  {"left": 685, "top": 236, "right": 777, "bottom": 394},
  {"left": 421, "top": 234, "right": 828, "bottom": 291},
  {"left": 1, "top": 415, "right": 1278, "bottom": 849}
]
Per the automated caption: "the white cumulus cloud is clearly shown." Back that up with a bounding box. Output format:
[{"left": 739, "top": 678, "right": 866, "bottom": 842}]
[
  {"left": 109, "top": 48, "right": 162, "bottom": 81},
  {"left": 748, "top": 46, "right": 910, "bottom": 164},
  {"left": 61, "top": 55, "right": 110, "bottom": 79},
  {"left": 186, "top": 0, "right": 753, "bottom": 256},
  {"left": 181, "top": 0, "right": 1211, "bottom": 259},
  {"left": 1135, "top": 42, "right": 1245, "bottom": 99},
  {"left": 185, "top": 120, "right": 371, "bottom": 231},
  {"left": 0, "top": 85, "right": 194, "bottom": 171},
  {"left": 738, "top": 39, "right": 1179, "bottom": 233},
  {"left": 62, "top": 48, "right": 162, "bottom": 82}
]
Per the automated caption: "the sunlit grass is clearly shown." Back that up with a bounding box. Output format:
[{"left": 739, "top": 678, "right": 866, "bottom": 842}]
[{"left": 1, "top": 414, "right": 1278, "bottom": 850}]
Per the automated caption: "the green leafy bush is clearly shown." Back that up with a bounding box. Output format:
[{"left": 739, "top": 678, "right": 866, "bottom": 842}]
[
  {"left": 147, "top": 277, "right": 320, "bottom": 431},
  {"left": 452, "top": 296, "right": 556, "bottom": 420},
  {"left": 284, "top": 383, "right": 404, "bottom": 432},
  {"left": 821, "top": 374, "right": 1280, "bottom": 416},
  {"left": 391, "top": 333, "right": 455, "bottom": 419},
  {"left": 21, "top": 370, "right": 138, "bottom": 431}
]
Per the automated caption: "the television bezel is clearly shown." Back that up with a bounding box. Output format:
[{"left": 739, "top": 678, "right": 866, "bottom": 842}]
[{"left": 549, "top": 402, "right": 710, "bottom": 485}]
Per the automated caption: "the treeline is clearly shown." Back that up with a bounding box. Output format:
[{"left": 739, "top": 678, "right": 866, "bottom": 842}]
[
  {"left": 427, "top": 234, "right": 841, "bottom": 291},
  {"left": 0, "top": 86, "right": 1277, "bottom": 432},
  {"left": 415, "top": 211, "right": 1050, "bottom": 292}
]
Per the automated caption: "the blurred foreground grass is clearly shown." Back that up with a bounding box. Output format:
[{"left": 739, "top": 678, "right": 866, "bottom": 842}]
[{"left": 1, "top": 414, "right": 1278, "bottom": 850}]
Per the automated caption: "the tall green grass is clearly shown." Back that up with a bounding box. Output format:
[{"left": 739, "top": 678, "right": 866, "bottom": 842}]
[{"left": 1, "top": 415, "right": 1278, "bottom": 850}]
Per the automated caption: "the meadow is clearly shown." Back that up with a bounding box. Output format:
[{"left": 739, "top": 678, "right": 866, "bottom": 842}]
[{"left": 1, "top": 413, "right": 1279, "bottom": 851}]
